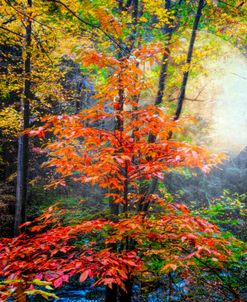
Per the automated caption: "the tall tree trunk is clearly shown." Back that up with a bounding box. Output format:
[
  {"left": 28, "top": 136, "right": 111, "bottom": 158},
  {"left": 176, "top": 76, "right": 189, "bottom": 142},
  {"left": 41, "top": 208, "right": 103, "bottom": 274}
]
[
  {"left": 154, "top": 0, "right": 172, "bottom": 107},
  {"left": 175, "top": 0, "right": 204, "bottom": 120},
  {"left": 109, "top": 76, "right": 125, "bottom": 217},
  {"left": 147, "top": 0, "right": 172, "bottom": 143},
  {"left": 14, "top": 0, "right": 32, "bottom": 236},
  {"left": 139, "top": 0, "right": 174, "bottom": 211},
  {"left": 145, "top": 0, "right": 204, "bottom": 206},
  {"left": 106, "top": 1, "right": 140, "bottom": 301}
]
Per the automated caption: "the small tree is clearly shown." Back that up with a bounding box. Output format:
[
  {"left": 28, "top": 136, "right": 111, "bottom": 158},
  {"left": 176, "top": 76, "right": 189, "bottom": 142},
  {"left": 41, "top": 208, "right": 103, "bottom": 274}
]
[{"left": 0, "top": 44, "right": 245, "bottom": 302}]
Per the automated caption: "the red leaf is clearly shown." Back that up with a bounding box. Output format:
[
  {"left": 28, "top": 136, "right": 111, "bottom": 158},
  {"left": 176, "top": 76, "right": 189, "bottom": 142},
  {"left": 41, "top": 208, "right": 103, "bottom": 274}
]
[
  {"left": 53, "top": 277, "right": 63, "bottom": 288},
  {"left": 79, "top": 269, "right": 90, "bottom": 283}
]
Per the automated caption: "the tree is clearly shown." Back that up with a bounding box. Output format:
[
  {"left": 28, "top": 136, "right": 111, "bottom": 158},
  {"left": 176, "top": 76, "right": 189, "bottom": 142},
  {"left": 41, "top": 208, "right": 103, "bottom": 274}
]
[
  {"left": 0, "top": 0, "right": 79, "bottom": 234},
  {"left": 0, "top": 0, "right": 246, "bottom": 301},
  {"left": 175, "top": 0, "right": 205, "bottom": 120},
  {"left": 14, "top": 0, "right": 33, "bottom": 236},
  {"left": 1, "top": 38, "right": 245, "bottom": 302}
]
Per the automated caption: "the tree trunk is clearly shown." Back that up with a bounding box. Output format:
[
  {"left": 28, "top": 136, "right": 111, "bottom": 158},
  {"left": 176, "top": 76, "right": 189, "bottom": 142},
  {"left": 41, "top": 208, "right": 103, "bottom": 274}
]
[
  {"left": 106, "top": 1, "right": 140, "bottom": 300},
  {"left": 119, "top": 278, "right": 133, "bottom": 302},
  {"left": 105, "top": 284, "right": 117, "bottom": 302},
  {"left": 14, "top": 0, "right": 32, "bottom": 236},
  {"left": 154, "top": 0, "right": 172, "bottom": 107},
  {"left": 139, "top": 0, "right": 174, "bottom": 210},
  {"left": 175, "top": 0, "right": 205, "bottom": 120}
]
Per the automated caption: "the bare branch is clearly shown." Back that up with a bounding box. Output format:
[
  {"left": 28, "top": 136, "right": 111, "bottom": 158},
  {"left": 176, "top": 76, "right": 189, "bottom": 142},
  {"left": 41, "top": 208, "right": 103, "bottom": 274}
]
[{"left": 0, "top": 25, "right": 24, "bottom": 38}]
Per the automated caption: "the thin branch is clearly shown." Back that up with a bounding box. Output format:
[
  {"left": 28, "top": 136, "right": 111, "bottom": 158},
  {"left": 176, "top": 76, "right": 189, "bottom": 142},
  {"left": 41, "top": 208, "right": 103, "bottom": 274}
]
[
  {"left": 31, "top": 31, "right": 54, "bottom": 64},
  {"left": 218, "top": 0, "right": 245, "bottom": 9},
  {"left": 46, "top": 0, "right": 129, "bottom": 55},
  {"left": 2, "top": 16, "right": 16, "bottom": 25},
  {"left": 231, "top": 72, "right": 247, "bottom": 80},
  {"left": 0, "top": 25, "right": 24, "bottom": 38},
  {"left": 192, "top": 254, "right": 240, "bottom": 299},
  {"left": 167, "top": 97, "right": 206, "bottom": 102},
  {"left": 3, "top": 0, "right": 54, "bottom": 30}
]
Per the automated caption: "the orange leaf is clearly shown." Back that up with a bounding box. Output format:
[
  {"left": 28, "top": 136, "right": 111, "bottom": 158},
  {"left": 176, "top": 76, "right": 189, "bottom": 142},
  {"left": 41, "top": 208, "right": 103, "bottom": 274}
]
[{"left": 79, "top": 270, "right": 90, "bottom": 283}]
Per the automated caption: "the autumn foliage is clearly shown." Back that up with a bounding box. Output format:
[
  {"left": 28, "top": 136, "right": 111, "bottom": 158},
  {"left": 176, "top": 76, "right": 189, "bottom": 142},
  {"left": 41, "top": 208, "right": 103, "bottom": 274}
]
[
  {"left": 0, "top": 44, "right": 244, "bottom": 301},
  {"left": 0, "top": 0, "right": 246, "bottom": 300},
  {"left": 0, "top": 202, "right": 242, "bottom": 300}
]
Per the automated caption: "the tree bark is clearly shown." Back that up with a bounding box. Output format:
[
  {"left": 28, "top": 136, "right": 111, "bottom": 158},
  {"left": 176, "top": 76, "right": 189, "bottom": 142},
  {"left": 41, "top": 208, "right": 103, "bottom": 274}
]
[
  {"left": 154, "top": 0, "right": 172, "bottom": 107},
  {"left": 147, "top": 0, "right": 204, "bottom": 203},
  {"left": 106, "top": 2, "right": 140, "bottom": 300},
  {"left": 14, "top": 0, "right": 32, "bottom": 236},
  {"left": 175, "top": 0, "right": 205, "bottom": 120},
  {"left": 148, "top": 0, "right": 173, "bottom": 145},
  {"left": 140, "top": 0, "right": 174, "bottom": 210},
  {"left": 105, "top": 284, "right": 117, "bottom": 302},
  {"left": 119, "top": 278, "right": 133, "bottom": 302}
]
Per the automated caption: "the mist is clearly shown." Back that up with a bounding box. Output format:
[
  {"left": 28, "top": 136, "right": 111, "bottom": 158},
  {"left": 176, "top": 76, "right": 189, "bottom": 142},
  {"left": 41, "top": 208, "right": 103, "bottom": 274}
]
[{"left": 186, "top": 32, "right": 247, "bottom": 154}]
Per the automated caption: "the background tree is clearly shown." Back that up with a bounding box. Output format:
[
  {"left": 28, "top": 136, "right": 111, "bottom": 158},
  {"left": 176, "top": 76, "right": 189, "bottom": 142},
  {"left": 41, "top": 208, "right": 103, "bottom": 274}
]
[{"left": 0, "top": 0, "right": 92, "bottom": 234}]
